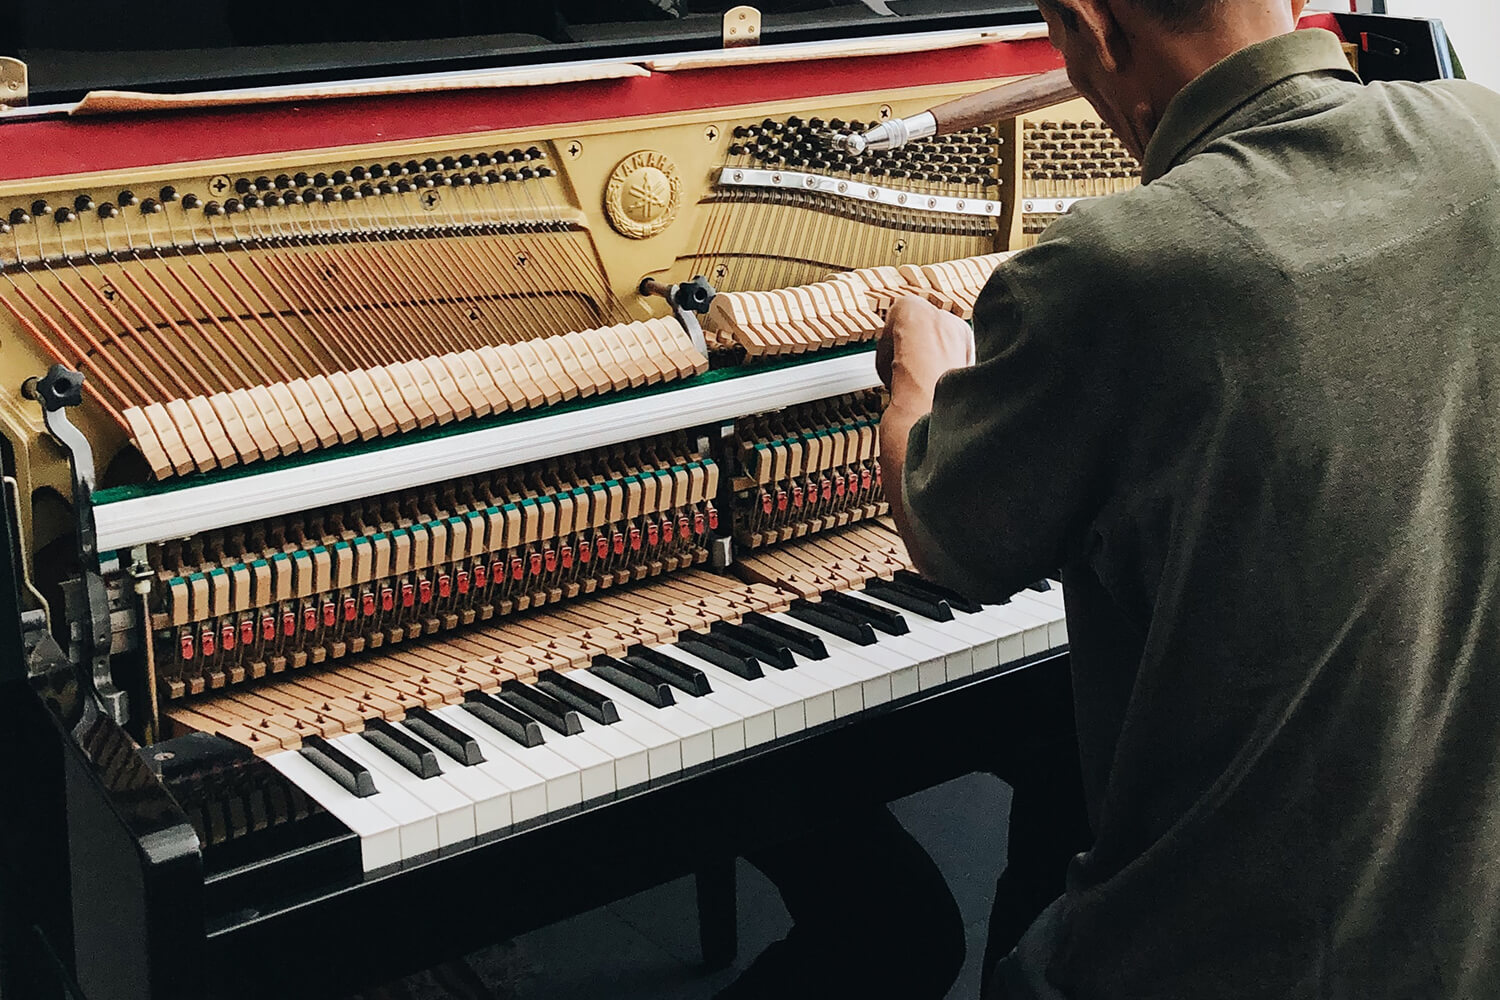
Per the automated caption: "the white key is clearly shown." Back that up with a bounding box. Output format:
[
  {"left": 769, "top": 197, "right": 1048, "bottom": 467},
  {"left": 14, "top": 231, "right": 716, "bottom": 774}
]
[
  {"left": 556, "top": 670, "right": 684, "bottom": 779},
  {"left": 334, "top": 734, "right": 476, "bottom": 849},
  {"left": 573, "top": 667, "right": 716, "bottom": 769},
  {"left": 267, "top": 750, "right": 402, "bottom": 872},
  {"left": 653, "top": 646, "right": 777, "bottom": 748},
  {"left": 432, "top": 707, "right": 551, "bottom": 824},
  {"left": 782, "top": 608, "right": 942, "bottom": 694},
  {"left": 670, "top": 652, "right": 808, "bottom": 739},
  {"left": 853, "top": 591, "right": 988, "bottom": 682},
  {"left": 983, "top": 600, "right": 1055, "bottom": 657},
  {"left": 534, "top": 725, "right": 616, "bottom": 802},
  {"left": 394, "top": 723, "right": 512, "bottom": 836},
  {"left": 298, "top": 742, "right": 439, "bottom": 860},
  {"left": 759, "top": 611, "right": 880, "bottom": 714},
  {"left": 570, "top": 718, "right": 651, "bottom": 791},
  {"left": 1012, "top": 587, "right": 1069, "bottom": 646},
  {"left": 452, "top": 716, "right": 585, "bottom": 813}
]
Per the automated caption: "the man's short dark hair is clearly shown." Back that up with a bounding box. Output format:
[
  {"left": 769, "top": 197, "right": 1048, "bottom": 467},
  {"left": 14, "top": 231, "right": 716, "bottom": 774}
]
[{"left": 1038, "top": 0, "right": 1218, "bottom": 30}]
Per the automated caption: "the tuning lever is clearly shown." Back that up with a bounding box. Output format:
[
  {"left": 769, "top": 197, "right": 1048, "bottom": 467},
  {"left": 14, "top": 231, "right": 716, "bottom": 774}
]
[{"left": 836, "top": 68, "right": 1078, "bottom": 154}]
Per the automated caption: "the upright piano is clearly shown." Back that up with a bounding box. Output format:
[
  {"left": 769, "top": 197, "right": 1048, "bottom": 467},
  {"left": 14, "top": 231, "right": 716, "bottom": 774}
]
[{"left": 0, "top": 5, "right": 1457, "bottom": 998}]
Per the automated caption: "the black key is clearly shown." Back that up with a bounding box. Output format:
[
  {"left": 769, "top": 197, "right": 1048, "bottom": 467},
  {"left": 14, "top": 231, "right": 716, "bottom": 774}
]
[
  {"left": 711, "top": 621, "right": 797, "bottom": 671},
  {"left": 1027, "top": 579, "right": 1053, "bottom": 593},
  {"left": 499, "top": 680, "right": 583, "bottom": 736},
  {"left": 863, "top": 579, "right": 954, "bottom": 622},
  {"left": 823, "top": 591, "right": 910, "bottom": 635},
  {"left": 463, "top": 690, "right": 546, "bottom": 748},
  {"left": 678, "top": 631, "right": 765, "bottom": 680},
  {"left": 743, "top": 611, "right": 828, "bottom": 659},
  {"left": 787, "top": 600, "right": 878, "bottom": 645},
  {"left": 892, "top": 570, "right": 983, "bottom": 614},
  {"left": 591, "top": 656, "right": 676, "bottom": 708},
  {"left": 537, "top": 669, "right": 620, "bottom": 725},
  {"left": 626, "top": 645, "right": 714, "bottom": 697},
  {"left": 301, "top": 736, "right": 377, "bottom": 797},
  {"left": 362, "top": 718, "right": 442, "bottom": 779},
  {"left": 403, "top": 707, "right": 485, "bottom": 766}
]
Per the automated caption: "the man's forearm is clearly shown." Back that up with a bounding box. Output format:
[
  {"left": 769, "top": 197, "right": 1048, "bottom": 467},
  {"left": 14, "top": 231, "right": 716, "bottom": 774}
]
[{"left": 880, "top": 401, "right": 931, "bottom": 577}]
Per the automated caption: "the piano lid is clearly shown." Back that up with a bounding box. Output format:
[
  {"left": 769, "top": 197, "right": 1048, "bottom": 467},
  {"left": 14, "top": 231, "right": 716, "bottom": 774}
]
[{"left": 1, "top": 0, "right": 1044, "bottom": 108}]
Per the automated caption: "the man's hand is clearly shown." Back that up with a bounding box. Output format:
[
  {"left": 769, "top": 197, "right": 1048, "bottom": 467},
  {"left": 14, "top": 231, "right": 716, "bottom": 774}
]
[
  {"left": 876, "top": 296, "right": 975, "bottom": 580},
  {"left": 876, "top": 296, "right": 977, "bottom": 418}
]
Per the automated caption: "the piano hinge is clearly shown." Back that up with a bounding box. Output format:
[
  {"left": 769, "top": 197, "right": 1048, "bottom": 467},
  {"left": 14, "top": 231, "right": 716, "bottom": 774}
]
[
  {"left": 0, "top": 57, "right": 28, "bottom": 110},
  {"left": 723, "top": 6, "right": 761, "bottom": 48}
]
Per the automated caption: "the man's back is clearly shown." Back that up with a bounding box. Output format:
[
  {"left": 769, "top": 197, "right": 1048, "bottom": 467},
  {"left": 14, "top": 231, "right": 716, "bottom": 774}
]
[{"left": 901, "top": 29, "right": 1500, "bottom": 999}]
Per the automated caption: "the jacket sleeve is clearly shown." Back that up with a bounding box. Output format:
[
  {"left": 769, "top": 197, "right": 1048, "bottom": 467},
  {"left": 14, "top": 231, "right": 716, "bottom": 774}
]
[{"left": 900, "top": 236, "right": 1126, "bottom": 602}]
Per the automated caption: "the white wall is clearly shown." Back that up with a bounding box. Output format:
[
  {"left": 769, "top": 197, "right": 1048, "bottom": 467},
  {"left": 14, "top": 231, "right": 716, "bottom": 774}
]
[{"left": 1385, "top": 0, "right": 1500, "bottom": 91}]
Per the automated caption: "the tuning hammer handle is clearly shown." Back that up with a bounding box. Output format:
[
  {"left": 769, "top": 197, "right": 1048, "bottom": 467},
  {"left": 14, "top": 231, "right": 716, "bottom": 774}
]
[{"left": 929, "top": 67, "right": 1079, "bottom": 136}]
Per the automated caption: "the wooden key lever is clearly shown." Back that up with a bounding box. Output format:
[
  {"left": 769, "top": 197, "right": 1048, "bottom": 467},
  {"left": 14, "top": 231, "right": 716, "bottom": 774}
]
[{"left": 835, "top": 68, "right": 1078, "bottom": 154}]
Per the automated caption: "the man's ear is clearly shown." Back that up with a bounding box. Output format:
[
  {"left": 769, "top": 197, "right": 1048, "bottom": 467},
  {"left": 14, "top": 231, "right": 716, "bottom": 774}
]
[{"left": 1057, "top": 0, "right": 1130, "bottom": 75}]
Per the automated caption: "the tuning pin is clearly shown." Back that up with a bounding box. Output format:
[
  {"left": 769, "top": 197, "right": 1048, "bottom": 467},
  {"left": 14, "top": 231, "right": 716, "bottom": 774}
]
[
  {"left": 340, "top": 185, "right": 360, "bottom": 201},
  {"left": 537, "top": 166, "right": 556, "bottom": 179},
  {"left": 484, "top": 170, "right": 501, "bottom": 185},
  {"left": 181, "top": 193, "right": 201, "bottom": 210},
  {"left": 203, "top": 201, "right": 223, "bottom": 217},
  {"left": 448, "top": 173, "right": 469, "bottom": 187},
  {"left": 359, "top": 183, "right": 376, "bottom": 199},
  {"left": 54, "top": 207, "right": 77, "bottom": 224},
  {"left": 465, "top": 172, "right": 483, "bottom": 187},
  {"left": 30, "top": 200, "right": 51, "bottom": 218},
  {"left": 9, "top": 208, "right": 30, "bottom": 226},
  {"left": 396, "top": 180, "right": 414, "bottom": 194},
  {"left": 403, "top": 160, "right": 421, "bottom": 175},
  {"left": 367, "top": 163, "right": 386, "bottom": 179},
  {"left": 458, "top": 154, "right": 474, "bottom": 168},
  {"left": 387, "top": 162, "right": 407, "bottom": 177},
  {"left": 71, "top": 194, "right": 95, "bottom": 214},
  {"left": 96, "top": 202, "right": 119, "bottom": 220},
  {"left": 159, "top": 186, "right": 179, "bottom": 203},
  {"left": 317, "top": 187, "right": 337, "bottom": 203},
  {"left": 312, "top": 173, "right": 330, "bottom": 187},
  {"left": 420, "top": 158, "right": 438, "bottom": 173},
  {"left": 475, "top": 153, "right": 492, "bottom": 167},
  {"left": 377, "top": 180, "right": 395, "bottom": 196},
  {"left": 300, "top": 189, "right": 320, "bottom": 204}
]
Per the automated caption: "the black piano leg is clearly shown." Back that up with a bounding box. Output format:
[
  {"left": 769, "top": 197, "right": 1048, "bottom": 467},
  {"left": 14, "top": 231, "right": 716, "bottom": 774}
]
[{"left": 695, "top": 861, "right": 738, "bottom": 969}]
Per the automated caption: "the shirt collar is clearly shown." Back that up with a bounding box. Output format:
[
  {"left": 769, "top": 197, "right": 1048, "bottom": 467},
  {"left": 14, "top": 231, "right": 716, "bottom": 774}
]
[{"left": 1142, "top": 29, "right": 1359, "bottom": 183}]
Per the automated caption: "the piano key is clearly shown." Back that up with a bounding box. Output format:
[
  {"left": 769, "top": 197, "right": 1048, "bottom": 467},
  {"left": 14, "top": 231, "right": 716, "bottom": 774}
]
[
  {"left": 786, "top": 599, "right": 877, "bottom": 645},
  {"left": 676, "top": 631, "right": 766, "bottom": 680},
  {"left": 851, "top": 590, "right": 985, "bottom": 681},
  {"left": 535, "top": 668, "right": 620, "bottom": 725},
  {"left": 521, "top": 717, "right": 617, "bottom": 801},
  {"left": 710, "top": 621, "right": 798, "bottom": 671},
  {"left": 557, "top": 669, "right": 684, "bottom": 779},
  {"left": 462, "top": 690, "right": 546, "bottom": 748},
  {"left": 761, "top": 607, "right": 933, "bottom": 703},
  {"left": 653, "top": 646, "right": 776, "bottom": 750},
  {"left": 590, "top": 656, "right": 676, "bottom": 708},
  {"left": 299, "top": 734, "right": 377, "bottom": 797},
  {"left": 625, "top": 646, "right": 714, "bottom": 698},
  {"left": 655, "top": 645, "right": 794, "bottom": 742},
  {"left": 821, "top": 591, "right": 910, "bottom": 635},
  {"left": 976, "top": 600, "right": 1056, "bottom": 657},
  {"left": 570, "top": 715, "right": 651, "bottom": 791},
  {"left": 393, "top": 723, "right": 512, "bottom": 836},
  {"left": 361, "top": 718, "right": 442, "bottom": 779},
  {"left": 891, "top": 569, "right": 984, "bottom": 614},
  {"left": 266, "top": 751, "right": 402, "bottom": 872},
  {"left": 861, "top": 578, "right": 955, "bottom": 622},
  {"left": 499, "top": 679, "right": 584, "bottom": 736},
  {"left": 579, "top": 665, "right": 716, "bottom": 768},
  {"left": 429, "top": 708, "right": 552, "bottom": 824},
  {"left": 401, "top": 707, "right": 485, "bottom": 767},
  {"left": 436, "top": 706, "right": 584, "bottom": 812},
  {"left": 742, "top": 611, "right": 829, "bottom": 659},
  {"left": 756, "top": 611, "right": 883, "bottom": 715},
  {"left": 334, "top": 734, "right": 476, "bottom": 849}
]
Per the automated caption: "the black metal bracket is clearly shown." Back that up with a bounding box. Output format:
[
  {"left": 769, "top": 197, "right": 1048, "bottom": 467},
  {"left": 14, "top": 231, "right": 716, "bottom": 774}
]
[
  {"left": 639, "top": 275, "right": 718, "bottom": 357},
  {"left": 26, "top": 365, "right": 127, "bottom": 725}
]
